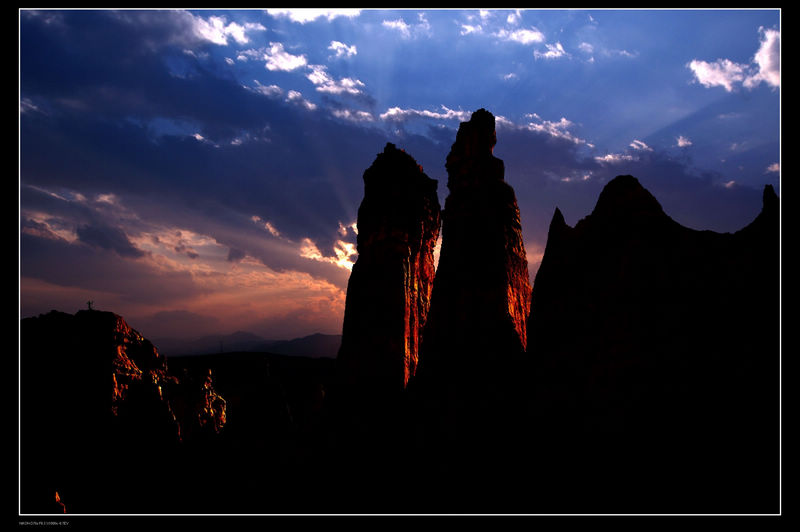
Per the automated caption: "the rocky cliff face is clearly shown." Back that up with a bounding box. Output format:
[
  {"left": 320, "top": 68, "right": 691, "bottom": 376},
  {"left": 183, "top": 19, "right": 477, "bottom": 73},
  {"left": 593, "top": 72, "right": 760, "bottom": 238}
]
[
  {"left": 337, "top": 142, "right": 441, "bottom": 397},
  {"left": 526, "top": 175, "right": 780, "bottom": 512}
]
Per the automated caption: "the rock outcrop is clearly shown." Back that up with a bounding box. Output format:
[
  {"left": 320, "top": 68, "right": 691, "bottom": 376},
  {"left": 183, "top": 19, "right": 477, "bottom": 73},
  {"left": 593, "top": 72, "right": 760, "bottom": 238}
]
[
  {"left": 19, "top": 309, "right": 226, "bottom": 514},
  {"left": 412, "top": 109, "right": 531, "bottom": 451},
  {"left": 526, "top": 175, "right": 780, "bottom": 513},
  {"left": 337, "top": 142, "right": 441, "bottom": 398}
]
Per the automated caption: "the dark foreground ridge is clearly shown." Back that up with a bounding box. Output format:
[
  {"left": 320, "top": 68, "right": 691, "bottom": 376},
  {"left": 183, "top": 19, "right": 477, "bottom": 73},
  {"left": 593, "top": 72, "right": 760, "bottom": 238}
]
[{"left": 19, "top": 110, "right": 780, "bottom": 516}]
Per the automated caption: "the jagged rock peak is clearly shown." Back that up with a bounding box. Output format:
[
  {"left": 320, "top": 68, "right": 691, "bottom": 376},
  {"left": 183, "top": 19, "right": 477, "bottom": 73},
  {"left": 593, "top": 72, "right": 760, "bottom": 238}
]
[
  {"left": 368, "top": 142, "right": 425, "bottom": 174},
  {"left": 550, "top": 207, "right": 567, "bottom": 230},
  {"left": 445, "top": 108, "right": 504, "bottom": 188},
  {"left": 590, "top": 174, "right": 666, "bottom": 220}
]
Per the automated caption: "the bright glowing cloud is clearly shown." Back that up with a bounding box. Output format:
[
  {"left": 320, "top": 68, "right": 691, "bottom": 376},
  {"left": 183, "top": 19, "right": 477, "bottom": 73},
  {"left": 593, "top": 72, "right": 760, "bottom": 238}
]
[
  {"left": 267, "top": 9, "right": 361, "bottom": 24},
  {"left": 306, "top": 64, "right": 366, "bottom": 96},
  {"left": 688, "top": 58, "right": 747, "bottom": 92},
  {"left": 328, "top": 40, "right": 357, "bottom": 59},
  {"left": 263, "top": 42, "right": 308, "bottom": 72},
  {"left": 688, "top": 27, "right": 780, "bottom": 92},
  {"left": 300, "top": 238, "right": 357, "bottom": 271},
  {"left": 765, "top": 162, "right": 780, "bottom": 173},
  {"left": 676, "top": 135, "right": 693, "bottom": 147},
  {"left": 496, "top": 27, "right": 546, "bottom": 45},
  {"left": 191, "top": 14, "right": 265, "bottom": 46},
  {"left": 744, "top": 27, "right": 780, "bottom": 89},
  {"left": 380, "top": 105, "right": 471, "bottom": 123}
]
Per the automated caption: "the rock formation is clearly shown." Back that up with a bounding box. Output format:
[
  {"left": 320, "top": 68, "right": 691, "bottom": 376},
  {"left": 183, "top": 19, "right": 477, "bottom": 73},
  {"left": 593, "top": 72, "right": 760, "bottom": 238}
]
[
  {"left": 526, "top": 175, "right": 780, "bottom": 513},
  {"left": 337, "top": 142, "right": 441, "bottom": 398},
  {"left": 412, "top": 109, "right": 531, "bottom": 452},
  {"left": 19, "top": 309, "right": 226, "bottom": 513}
]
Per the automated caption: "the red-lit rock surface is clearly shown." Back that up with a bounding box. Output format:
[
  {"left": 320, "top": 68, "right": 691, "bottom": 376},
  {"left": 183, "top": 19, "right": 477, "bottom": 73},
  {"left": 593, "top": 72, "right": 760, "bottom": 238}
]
[
  {"left": 337, "top": 142, "right": 441, "bottom": 397},
  {"left": 19, "top": 309, "right": 226, "bottom": 513},
  {"left": 412, "top": 109, "right": 531, "bottom": 449}
]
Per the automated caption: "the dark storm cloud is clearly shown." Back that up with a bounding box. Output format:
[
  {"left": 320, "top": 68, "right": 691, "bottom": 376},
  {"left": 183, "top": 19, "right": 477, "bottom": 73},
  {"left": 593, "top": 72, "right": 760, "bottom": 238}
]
[{"left": 76, "top": 222, "right": 146, "bottom": 258}]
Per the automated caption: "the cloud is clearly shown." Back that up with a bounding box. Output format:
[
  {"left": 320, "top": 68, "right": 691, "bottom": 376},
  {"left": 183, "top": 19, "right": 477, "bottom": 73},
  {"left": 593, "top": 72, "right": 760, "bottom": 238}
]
[
  {"left": 266, "top": 9, "right": 361, "bottom": 24},
  {"left": 629, "top": 139, "right": 653, "bottom": 151},
  {"left": 190, "top": 14, "right": 265, "bottom": 46},
  {"left": 306, "top": 64, "right": 366, "bottom": 96},
  {"left": 687, "top": 58, "right": 747, "bottom": 92},
  {"left": 332, "top": 109, "right": 375, "bottom": 123},
  {"left": 594, "top": 153, "right": 635, "bottom": 164},
  {"left": 744, "top": 27, "right": 780, "bottom": 89},
  {"left": 518, "top": 113, "right": 592, "bottom": 146},
  {"left": 286, "top": 89, "right": 317, "bottom": 110},
  {"left": 765, "top": 162, "right": 779, "bottom": 173},
  {"left": 379, "top": 105, "right": 472, "bottom": 123},
  {"left": 382, "top": 13, "right": 431, "bottom": 39},
  {"left": 383, "top": 18, "right": 411, "bottom": 38},
  {"left": 534, "top": 42, "right": 568, "bottom": 60},
  {"left": 688, "top": 27, "right": 780, "bottom": 92},
  {"left": 460, "top": 24, "right": 483, "bottom": 36},
  {"left": 329, "top": 40, "right": 357, "bottom": 59},
  {"left": 495, "top": 27, "right": 546, "bottom": 45},
  {"left": 263, "top": 42, "right": 308, "bottom": 71},
  {"left": 676, "top": 135, "right": 692, "bottom": 148}
]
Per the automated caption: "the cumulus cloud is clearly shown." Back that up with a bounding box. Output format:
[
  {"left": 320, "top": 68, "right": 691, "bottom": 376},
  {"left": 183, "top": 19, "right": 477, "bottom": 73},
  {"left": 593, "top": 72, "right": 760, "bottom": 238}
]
[
  {"left": 676, "top": 135, "right": 693, "bottom": 148},
  {"left": 191, "top": 14, "right": 265, "bottom": 46},
  {"left": 263, "top": 42, "right": 308, "bottom": 71},
  {"left": 765, "top": 162, "right": 779, "bottom": 173},
  {"left": 329, "top": 40, "right": 357, "bottom": 59},
  {"left": 744, "top": 27, "right": 780, "bottom": 89},
  {"left": 687, "top": 58, "right": 747, "bottom": 92},
  {"left": 688, "top": 27, "right": 780, "bottom": 92}
]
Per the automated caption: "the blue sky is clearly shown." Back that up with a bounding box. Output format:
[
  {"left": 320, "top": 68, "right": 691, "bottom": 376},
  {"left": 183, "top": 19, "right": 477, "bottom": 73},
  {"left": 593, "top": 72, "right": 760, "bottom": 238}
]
[{"left": 19, "top": 9, "right": 780, "bottom": 342}]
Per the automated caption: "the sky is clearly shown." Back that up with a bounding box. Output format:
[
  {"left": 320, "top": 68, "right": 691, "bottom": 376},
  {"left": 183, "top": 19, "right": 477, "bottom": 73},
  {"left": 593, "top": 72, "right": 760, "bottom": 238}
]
[{"left": 19, "top": 8, "right": 781, "bottom": 343}]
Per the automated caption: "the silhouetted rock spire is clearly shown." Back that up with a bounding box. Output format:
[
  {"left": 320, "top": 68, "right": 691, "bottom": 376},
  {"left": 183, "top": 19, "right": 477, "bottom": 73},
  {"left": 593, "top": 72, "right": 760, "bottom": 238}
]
[
  {"left": 413, "top": 109, "right": 531, "bottom": 448},
  {"left": 337, "top": 143, "right": 441, "bottom": 398}
]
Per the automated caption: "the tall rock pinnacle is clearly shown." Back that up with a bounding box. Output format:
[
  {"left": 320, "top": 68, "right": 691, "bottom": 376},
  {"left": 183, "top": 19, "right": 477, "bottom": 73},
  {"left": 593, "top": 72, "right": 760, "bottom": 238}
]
[
  {"left": 337, "top": 143, "right": 441, "bottom": 399},
  {"left": 414, "top": 109, "right": 531, "bottom": 443}
]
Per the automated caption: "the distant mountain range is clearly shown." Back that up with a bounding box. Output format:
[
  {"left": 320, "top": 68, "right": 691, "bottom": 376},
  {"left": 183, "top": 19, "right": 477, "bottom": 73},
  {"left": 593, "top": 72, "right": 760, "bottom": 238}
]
[{"left": 151, "top": 331, "right": 341, "bottom": 358}]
